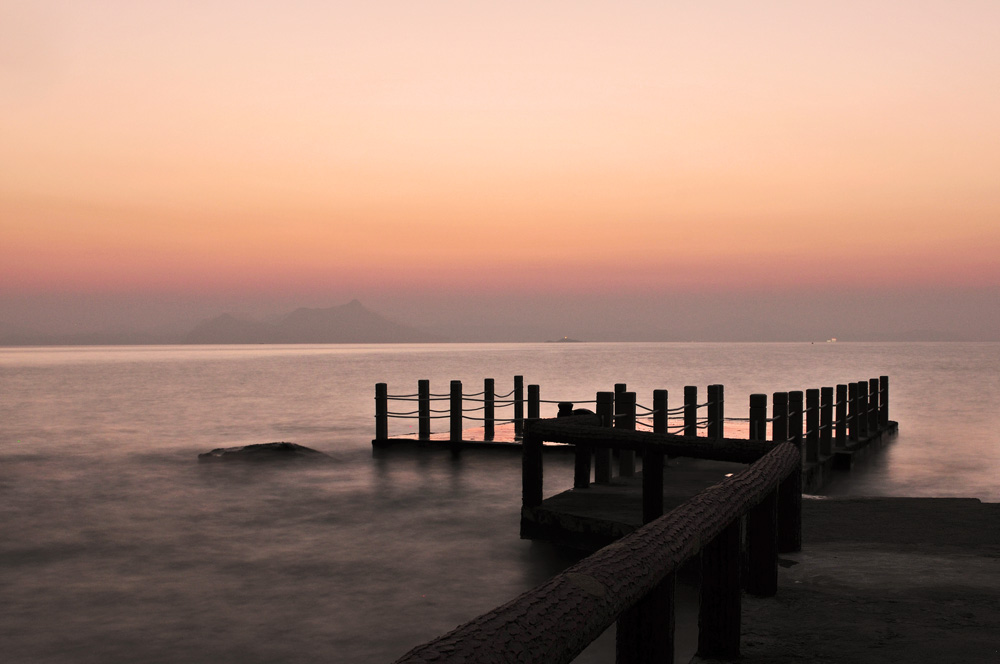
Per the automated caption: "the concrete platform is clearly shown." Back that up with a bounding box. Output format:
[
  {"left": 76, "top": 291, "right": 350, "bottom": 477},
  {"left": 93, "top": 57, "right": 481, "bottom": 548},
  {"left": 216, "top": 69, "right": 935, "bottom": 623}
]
[{"left": 695, "top": 497, "right": 1000, "bottom": 663}]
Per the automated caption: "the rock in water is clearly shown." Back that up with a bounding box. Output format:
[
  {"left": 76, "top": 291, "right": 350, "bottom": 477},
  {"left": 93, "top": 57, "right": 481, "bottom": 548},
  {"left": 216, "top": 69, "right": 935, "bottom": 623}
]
[{"left": 198, "top": 442, "right": 331, "bottom": 463}]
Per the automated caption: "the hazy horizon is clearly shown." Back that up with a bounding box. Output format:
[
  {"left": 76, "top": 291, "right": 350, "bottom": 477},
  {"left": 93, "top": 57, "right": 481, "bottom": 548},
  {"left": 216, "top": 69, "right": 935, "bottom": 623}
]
[{"left": 3, "top": 2, "right": 998, "bottom": 341}]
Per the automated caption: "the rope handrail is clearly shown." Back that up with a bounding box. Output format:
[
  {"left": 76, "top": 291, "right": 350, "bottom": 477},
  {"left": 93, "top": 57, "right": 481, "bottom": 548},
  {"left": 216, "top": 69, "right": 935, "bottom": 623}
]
[
  {"left": 387, "top": 396, "right": 450, "bottom": 402},
  {"left": 539, "top": 398, "right": 599, "bottom": 404},
  {"left": 385, "top": 392, "right": 419, "bottom": 399}
]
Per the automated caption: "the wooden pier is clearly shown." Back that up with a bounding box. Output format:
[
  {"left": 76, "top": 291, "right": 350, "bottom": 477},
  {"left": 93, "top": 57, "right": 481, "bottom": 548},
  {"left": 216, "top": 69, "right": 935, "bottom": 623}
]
[{"left": 380, "top": 374, "right": 901, "bottom": 663}]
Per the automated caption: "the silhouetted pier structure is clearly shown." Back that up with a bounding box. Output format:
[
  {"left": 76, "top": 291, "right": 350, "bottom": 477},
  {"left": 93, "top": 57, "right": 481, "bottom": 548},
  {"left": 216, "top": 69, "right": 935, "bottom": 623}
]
[
  {"left": 372, "top": 376, "right": 897, "bottom": 495},
  {"left": 380, "top": 375, "right": 900, "bottom": 662}
]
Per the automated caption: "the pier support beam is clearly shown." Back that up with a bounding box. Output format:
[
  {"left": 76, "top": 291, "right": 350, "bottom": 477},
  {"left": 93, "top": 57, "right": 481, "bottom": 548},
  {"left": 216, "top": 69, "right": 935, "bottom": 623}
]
[
  {"left": 698, "top": 520, "right": 742, "bottom": 659},
  {"left": 418, "top": 379, "right": 430, "bottom": 440},
  {"left": 617, "top": 573, "right": 676, "bottom": 664},
  {"left": 375, "top": 383, "right": 388, "bottom": 441},
  {"left": 616, "top": 391, "right": 636, "bottom": 477},
  {"left": 595, "top": 392, "right": 614, "bottom": 483}
]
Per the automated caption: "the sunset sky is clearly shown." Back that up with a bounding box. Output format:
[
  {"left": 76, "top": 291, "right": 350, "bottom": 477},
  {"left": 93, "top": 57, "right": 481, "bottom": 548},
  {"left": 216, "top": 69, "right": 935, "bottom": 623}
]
[{"left": 2, "top": 1, "right": 999, "bottom": 341}]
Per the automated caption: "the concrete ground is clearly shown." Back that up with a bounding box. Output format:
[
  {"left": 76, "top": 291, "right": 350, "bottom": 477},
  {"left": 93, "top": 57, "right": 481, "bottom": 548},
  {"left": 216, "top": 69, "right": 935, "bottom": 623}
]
[{"left": 695, "top": 497, "right": 1000, "bottom": 663}]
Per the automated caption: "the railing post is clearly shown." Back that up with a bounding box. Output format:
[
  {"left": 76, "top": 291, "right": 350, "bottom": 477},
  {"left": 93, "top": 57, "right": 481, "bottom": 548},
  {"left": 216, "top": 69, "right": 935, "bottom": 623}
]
[
  {"left": 643, "top": 392, "right": 664, "bottom": 523},
  {"left": 652, "top": 389, "right": 668, "bottom": 434},
  {"left": 869, "top": 377, "right": 880, "bottom": 434},
  {"left": 563, "top": 402, "right": 592, "bottom": 490},
  {"left": 595, "top": 392, "right": 614, "bottom": 483},
  {"left": 418, "top": 379, "right": 430, "bottom": 440},
  {"left": 749, "top": 394, "right": 767, "bottom": 441},
  {"left": 778, "top": 453, "right": 803, "bottom": 554},
  {"left": 848, "top": 381, "right": 859, "bottom": 442},
  {"left": 706, "top": 384, "right": 718, "bottom": 439},
  {"left": 721, "top": 385, "right": 728, "bottom": 435},
  {"left": 617, "top": 573, "right": 676, "bottom": 664},
  {"left": 746, "top": 488, "right": 778, "bottom": 597},
  {"left": 707, "top": 385, "right": 721, "bottom": 439},
  {"left": 773, "top": 392, "right": 801, "bottom": 554},
  {"left": 527, "top": 384, "right": 540, "bottom": 421},
  {"left": 684, "top": 386, "right": 697, "bottom": 437},
  {"left": 483, "top": 378, "right": 494, "bottom": 441},
  {"left": 642, "top": 447, "right": 663, "bottom": 524},
  {"left": 450, "top": 380, "right": 463, "bottom": 451},
  {"left": 880, "top": 375, "right": 889, "bottom": 428},
  {"left": 835, "top": 384, "right": 848, "bottom": 448},
  {"left": 820, "top": 386, "right": 833, "bottom": 457},
  {"left": 789, "top": 390, "right": 804, "bottom": 454},
  {"left": 772, "top": 392, "right": 788, "bottom": 443},
  {"left": 514, "top": 375, "right": 524, "bottom": 437},
  {"left": 521, "top": 420, "right": 543, "bottom": 509},
  {"left": 857, "top": 380, "right": 869, "bottom": 439},
  {"left": 375, "top": 382, "right": 388, "bottom": 440},
  {"left": 805, "top": 388, "right": 819, "bottom": 463},
  {"left": 617, "top": 391, "right": 636, "bottom": 477},
  {"left": 698, "top": 520, "right": 742, "bottom": 659}
]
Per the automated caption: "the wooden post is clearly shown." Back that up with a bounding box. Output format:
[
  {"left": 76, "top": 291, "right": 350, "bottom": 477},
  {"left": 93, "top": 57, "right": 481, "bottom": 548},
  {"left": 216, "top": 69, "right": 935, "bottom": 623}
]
[
  {"left": 483, "top": 378, "right": 495, "bottom": 441},
  {"left": 717, "top": 384, "right": 725, "bottom": 436},
  {"left": 595, "top": 392, "right": 614, "bottom": 483},
  {"left": 449, "top": 380, "right": 462, "bottom": 448},
  {"left": 746, "top": 488, "right": 778, "bottom": 597},
  {"left": 835, "top": 384, "right": 848, "bottom": 448},
  {"left": 772, "top": 392, "right": 788, "bottom": 443},
  {"left": 698, "top": 520, "right": 742, "bottom": 659},
  {"left": 749, "top": 394, "right": 767, "bottom": 441},
  {"left": 375, "top": 382, "right": 388, "bottom": 440},
  {"left": 684, "top": 386, "right": 697, "bottom": 437},
  {"left": 418, "top": 379, "right": 430, "bottom": 440},
  {"left": 857, "top": 380, "right": 869, "bottom": 438},
  {"left": 521, "top": 421, "right": 543, "bottom": 509},
  {"left": 777, "top": 391, "right": 802, "bottom": 553},
  {"left": 820, "top": 386, "right": 833, "bottom": 457},
  {"left": 514, "top": 375, "right": 524, "bottom": 437},
  {"left": 789, "top": 391, "right": 804, "bottom": 454},
  {"left": 707, "top": 385, "right": 721, "bottom": 439},
  {"left": 617, "top": 391, "right": 636, "bottom": 477},
  {"left": 805, "top": 389, "right": 819, "bottom": 463},
  {"left": 706, "top": 385, "right": 718, "bottom": 439},
  {"left": 617, "top": 573, "right": 676, "bottom": 664},
  {"left": 848, "top": 381, "right": 859, "bottom": 442},
  {"left": 880, "top": 375, "right": 889, "bottom": 428},
  {"left": 567, "top": 402, "right": 592, "bottom": 489},
  {"left": 653, "top": 389, "right": 668, "bottom": 434},
  {"left": 527, "top": 384, "right": 540, "bottom": 421},
  {"left": 642, "top": 447, "right": 664, "bottom": 524},
  {"left": 869, "top": 377, "right": 880, "bottom": 434},
  {"left": 777, "top": 458, "right": 802, "bottom": 554}
]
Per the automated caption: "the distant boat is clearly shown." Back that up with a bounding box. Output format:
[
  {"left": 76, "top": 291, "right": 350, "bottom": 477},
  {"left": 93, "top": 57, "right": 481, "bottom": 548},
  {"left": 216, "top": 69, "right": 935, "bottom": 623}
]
[
  {"left": 826, "top": 338, "right": 837, "bottom": 343},
  {"left": 547, "top": 336, "right": 582, "bottom": 343}
]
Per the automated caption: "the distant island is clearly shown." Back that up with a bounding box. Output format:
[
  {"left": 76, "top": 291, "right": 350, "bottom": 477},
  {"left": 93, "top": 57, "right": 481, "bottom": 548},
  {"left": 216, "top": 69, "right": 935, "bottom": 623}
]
[{"left": 183, "top": 300, "right": 443, "bottom": 344}]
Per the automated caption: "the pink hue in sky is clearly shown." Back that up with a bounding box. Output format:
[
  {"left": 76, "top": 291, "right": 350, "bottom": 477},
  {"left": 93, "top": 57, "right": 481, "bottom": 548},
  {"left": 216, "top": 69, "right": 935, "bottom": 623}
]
[{"left": 2, "top": 1, "right": 999, "bottom": 339}]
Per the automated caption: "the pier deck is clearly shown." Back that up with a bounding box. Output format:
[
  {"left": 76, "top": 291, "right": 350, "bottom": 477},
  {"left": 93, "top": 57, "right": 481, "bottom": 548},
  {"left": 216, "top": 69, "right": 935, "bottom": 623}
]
[
  {"left": 521, "top": 422, "right": 898, "bottom": 551},
  {"left": 701, "top": 497, "right": 1000, "bottom": 663}
]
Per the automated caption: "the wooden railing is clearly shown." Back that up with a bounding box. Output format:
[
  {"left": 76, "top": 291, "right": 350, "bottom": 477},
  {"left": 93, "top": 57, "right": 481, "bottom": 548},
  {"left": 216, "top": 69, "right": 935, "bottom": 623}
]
[{"left": 392, "top": 414, "right": 802, "bottom": 664}]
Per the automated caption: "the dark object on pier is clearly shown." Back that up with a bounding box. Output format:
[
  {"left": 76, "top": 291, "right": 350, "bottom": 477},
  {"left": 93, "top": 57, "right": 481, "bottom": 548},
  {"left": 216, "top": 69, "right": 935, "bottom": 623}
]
[{"left": 198, "top": 442, "right": 331, "bottom": 463}]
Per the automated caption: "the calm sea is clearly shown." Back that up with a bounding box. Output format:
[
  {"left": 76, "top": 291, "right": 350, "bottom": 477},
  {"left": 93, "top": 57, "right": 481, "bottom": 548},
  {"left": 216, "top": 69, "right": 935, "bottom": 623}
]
[{"left": 1, "top": 342, "right": 997, "bottom": 663}]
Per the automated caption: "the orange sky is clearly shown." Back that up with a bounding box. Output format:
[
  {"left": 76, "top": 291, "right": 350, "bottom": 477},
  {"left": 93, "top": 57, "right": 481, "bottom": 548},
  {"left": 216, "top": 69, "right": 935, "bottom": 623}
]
[{"left": 2, "top": 1, "right": 999, "bottom": 338}]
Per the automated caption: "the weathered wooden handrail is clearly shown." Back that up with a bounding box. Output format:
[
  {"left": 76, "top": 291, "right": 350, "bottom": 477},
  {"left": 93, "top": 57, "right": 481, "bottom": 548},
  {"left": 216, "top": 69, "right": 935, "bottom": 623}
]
[{"left": 393, "top": 440, "right": 802, "bottom": 664}]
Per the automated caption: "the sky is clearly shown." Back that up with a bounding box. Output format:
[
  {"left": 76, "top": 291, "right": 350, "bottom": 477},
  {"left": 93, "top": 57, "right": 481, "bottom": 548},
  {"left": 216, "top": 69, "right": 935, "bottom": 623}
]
[{"left": 2, "top": 1, "right": 999, "bottom": 341}]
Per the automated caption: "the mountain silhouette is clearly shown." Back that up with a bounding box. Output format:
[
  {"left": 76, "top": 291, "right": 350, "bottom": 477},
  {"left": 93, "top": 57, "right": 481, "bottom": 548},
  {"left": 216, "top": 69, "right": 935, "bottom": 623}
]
[{"left": 184, "top": 300, "right": 441, "bottom": 344}]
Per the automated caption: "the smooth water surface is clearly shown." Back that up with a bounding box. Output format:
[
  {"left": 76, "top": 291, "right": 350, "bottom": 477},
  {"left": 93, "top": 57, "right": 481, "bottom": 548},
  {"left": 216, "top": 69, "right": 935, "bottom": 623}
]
[{"left": 1, "top": 342, "right": 997, "bottom": 662}]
